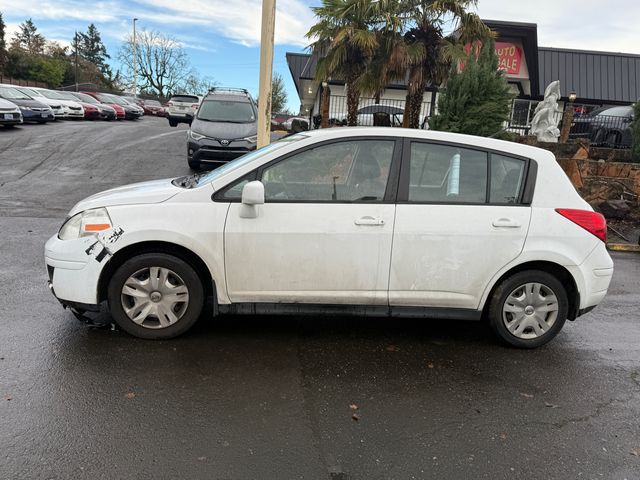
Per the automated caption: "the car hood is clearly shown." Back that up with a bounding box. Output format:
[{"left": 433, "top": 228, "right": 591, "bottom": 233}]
[
  {"left": 69, "top": 178, "right": 181, "bottom": 215},
  {"left": 191, "top": 119, "right": 257, "bottom": 139},
  {"left": 6, "top": 98, "right": 48, "bottom": 108},
  {"left": 0, "top": 98, "right": 20, "bottom": 110}
]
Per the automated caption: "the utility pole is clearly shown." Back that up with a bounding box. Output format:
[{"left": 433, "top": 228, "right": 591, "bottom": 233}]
[
  {"left": 133, "top": 18, "right": 138, "bottom": 97},
  {"left": 257, "top": 0, "right": 276, "bottom": 148},
  {"left": 74, "top": 31, "right": 78, "bottom": 91}
]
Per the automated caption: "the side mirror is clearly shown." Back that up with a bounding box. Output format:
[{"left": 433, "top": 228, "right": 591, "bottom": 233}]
[{"left": 240, "top": 181, "right": 265, "bottom": 218}]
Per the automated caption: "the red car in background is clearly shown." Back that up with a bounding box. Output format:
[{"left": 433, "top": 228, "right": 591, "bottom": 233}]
[
  {"left": 141, "top": 99, "right": 166, "bottom": 116},
  {"left": 81, "top": 91, "right": 126, "bottom": 120}
]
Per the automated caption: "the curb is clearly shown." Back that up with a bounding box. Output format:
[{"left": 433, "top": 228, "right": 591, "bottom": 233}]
[{"left": 607, "top": 243, "right": 640, "bottom": 252}]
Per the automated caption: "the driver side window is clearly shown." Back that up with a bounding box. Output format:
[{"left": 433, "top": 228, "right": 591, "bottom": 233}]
[{"left": 260, "top": 139, "right": 394, "bottom": 202}]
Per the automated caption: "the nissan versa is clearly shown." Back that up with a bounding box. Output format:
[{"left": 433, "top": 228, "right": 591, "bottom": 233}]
[{"left": 45, "top": 128, "right": 613, "bottom": 348}]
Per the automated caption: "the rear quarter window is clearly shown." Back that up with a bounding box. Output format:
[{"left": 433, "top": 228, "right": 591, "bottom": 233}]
[{"left": 170, "top": 96, "right": 199, "bottom": 103}]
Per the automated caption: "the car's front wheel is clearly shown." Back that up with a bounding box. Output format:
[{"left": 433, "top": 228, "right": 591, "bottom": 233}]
[
  {"left": 488, "top": 270, "right": 568, "bottom": 348},
  {"left": 168, "top": 119, "right": 177, "bottom": 127},
  {"left": 107, "top": 253, "right": 204, "bottom": 339}
]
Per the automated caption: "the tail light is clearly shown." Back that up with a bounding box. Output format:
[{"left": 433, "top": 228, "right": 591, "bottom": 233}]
[
  {"left": 556, "top": 209, "right": 607, "bottom": 242},
  {"left": 191, "top": 103, "right": 199, "bottom": 108}
]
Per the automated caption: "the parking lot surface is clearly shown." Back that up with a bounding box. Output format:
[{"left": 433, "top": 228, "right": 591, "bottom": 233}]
[{"left": 1, "top": 118, "right": 639, "bottom": 479}]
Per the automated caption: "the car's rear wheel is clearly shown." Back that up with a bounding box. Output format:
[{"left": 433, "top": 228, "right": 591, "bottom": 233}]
[
  {"left": 107, "top": 253, "right": 204, "bottom": 339},
  {"left": 488, "top": 270, "right": 568, "bottom": 348},
  {"left": 169, "top": 119, "right": 177, "bottom": 127}
]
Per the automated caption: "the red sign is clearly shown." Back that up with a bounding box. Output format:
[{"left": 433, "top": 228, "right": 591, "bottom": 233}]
[
  {"left": 495, "top": 42, "right": 522, "bottom": 75},
  {"left": 462, "top": 41, "right": 523, "bottom": 76}
]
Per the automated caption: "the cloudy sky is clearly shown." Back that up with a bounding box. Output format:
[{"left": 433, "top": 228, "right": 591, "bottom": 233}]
[{"left": 1, "top": 0, "right": 638, "bottom": 110}]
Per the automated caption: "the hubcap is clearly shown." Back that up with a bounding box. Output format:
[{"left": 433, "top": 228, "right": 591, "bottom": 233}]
[
  {"left": 120, "top": 266, "right": 189, "bottom": 329},
  {"left": 502, "top": 282, "right": 559, "bottom": 340}
]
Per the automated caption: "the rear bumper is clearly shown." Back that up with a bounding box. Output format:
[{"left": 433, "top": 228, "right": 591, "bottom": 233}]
[{"left": 567, "top": 242, "right": 614, "bottom": 311}]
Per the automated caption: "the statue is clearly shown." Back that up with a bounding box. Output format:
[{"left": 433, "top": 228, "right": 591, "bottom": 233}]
[{"left": 531, "top": 80, "right": 562, "bottom": 143}]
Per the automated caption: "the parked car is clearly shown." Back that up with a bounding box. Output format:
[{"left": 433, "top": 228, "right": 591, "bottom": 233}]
[
  {"left": 570, "top": 105, "right": 634, "bottom": 147},
  {"left": 186, "top": 88, "right": 257, "bottom": 170},
  {"left": 54, "top": 91, "right": 105, "bottom": 120},
  {"left": 140, "top": 99, "right": 166, "bottom": 117},
  {"left": 0, "top": 86, "right": 54, "bottom": 123},
  {"left": 101, "top": 94, "right": 142, "bottom": 120},
  {"left": 0, "top": 97, "right": 23, "bottom": 127},
  {"left": 30, "top": 88, "right": 85, "bottom": 119},
  {"left": 68, "top": 92, "right": 117, "bottom": 120},
  {"left": 81, "top": 92, "right": 126, "bottom": 120},
  {"left": 118, "top": 96, "right": 145, "bottom": 117},
  {"left": 283, "top": 116, "right": 309, "bottom": 132},
  {"left": 166, "top": 94, "right": 201, "bottom": 127},
  {"left": 2, "top": 85, "right": 64, "bottom": 119},
  {"left": 45, "top": 127, "right": 612, "bottom": 347}
]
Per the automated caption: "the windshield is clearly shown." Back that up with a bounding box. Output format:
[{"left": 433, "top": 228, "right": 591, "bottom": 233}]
[
  {"left": 191, "top": 134, "right": 308, "bottom": 187},
  {"left": 40, "top": 90, "right": 65, "bottom": 100},
  {"left": 145, "top": 100, "right": 161, "bottom": 106},
  {"left": 197, "top": 99, "right": 255, "bottom": 123},
  {"left": 105, "top": 95, "right": 128, "bottom": 106},
  {"left": 72, "top": 92, "right": 99, "bottom": 104},
  {"left": 14, "top": 88, "right": 37, "bottom": 99},
  {"left": 170, "top": 95, "right": 199, "bottom": 103},
  {"left": 57, "top": 92, "right": 80, "bottom": 101},
  {"left": 0, "top": 87, "right": 31, "bottom": 100}
]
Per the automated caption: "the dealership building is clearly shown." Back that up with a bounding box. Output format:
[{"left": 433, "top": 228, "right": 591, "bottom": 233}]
[{"left": 286, "top": 20, "right": 640, "bottom": 129}]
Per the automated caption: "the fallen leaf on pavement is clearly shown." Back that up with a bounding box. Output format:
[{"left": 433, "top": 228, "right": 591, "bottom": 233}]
[
  {"left": 427, "top": 363, "right": 434, "bottom": 369},
  {"left": 519, "top": 393, "right": 534, "bottom": 398},
  {"left": 351, "top": 413, "right": 360, "bottom": 421},
  {"left": 631, "top": 448, "right": 639, "bottom": 456},
  {"left": 545, "top": 402, "right": 559, "bottom": 408},
  {"left": 386, "top": 345, "right": 399, "bottom": 352},
  {"left": 349, "top": 404, "right": 358, "bottom": 410},
  {"left": 124, "top": 392, "right": 136, "bottom": 399}
]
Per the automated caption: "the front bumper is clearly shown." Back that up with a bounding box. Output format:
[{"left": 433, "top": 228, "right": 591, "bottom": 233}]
[
  {"left": 44, "top": 233, "right": 107, "bottom": 306},
  {"left": 188, "top": 139, "right": 256, "bottom": 164},
  {"left": 0, "top": 112, "right": 22, "bottom": 124},
  {"left": 22, "top": 110, "right": 54, "bottom": 122}
]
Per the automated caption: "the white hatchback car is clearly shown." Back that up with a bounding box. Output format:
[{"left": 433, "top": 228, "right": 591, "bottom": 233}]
[{"left": 45, "top": 128, "right": 613, "bottom": 347}]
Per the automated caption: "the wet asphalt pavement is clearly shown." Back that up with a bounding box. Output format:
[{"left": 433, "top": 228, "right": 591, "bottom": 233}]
[{"left": 0, "top": 118, "right": 639, "bottom": 480}]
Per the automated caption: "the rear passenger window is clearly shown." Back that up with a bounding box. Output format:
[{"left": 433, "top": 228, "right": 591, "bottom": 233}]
[
  {"left": 490, "top": 155, "right": 526, "bottom": 204},
  {"left": 408, "top": 143, "right": 487, "bottom": 203}
]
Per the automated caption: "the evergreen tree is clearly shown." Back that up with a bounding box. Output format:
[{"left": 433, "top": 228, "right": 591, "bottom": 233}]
[
  {"left": 77, "top": 24, "right": 110, "bottom": 75},
  {"left": 271, "top": 73, "right": 288, "bottom": 113},
  {"left": 430, "top": 41, "right": 514, "bottom": 138},
  {"left": 0, "top": 13, "right": 7, "bottom": 69},
  {"left": 11, "top": 18, "right": 45, "bottom": 54}
]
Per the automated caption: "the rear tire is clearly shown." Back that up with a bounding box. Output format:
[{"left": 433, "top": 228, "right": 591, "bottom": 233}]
[
  {"left": 107, "top": 253, "right": 204, "bottom": 339},
  {"left": 488, "top": 270, "right": 568, "bottom": 348},
  {"left": 169, "top": 119, "right": 177, "bottom": 127}
]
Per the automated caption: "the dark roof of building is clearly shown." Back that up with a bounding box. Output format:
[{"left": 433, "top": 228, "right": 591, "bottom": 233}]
[
  {"left": 287, "top": 22, "right": 640, "bottom": 105},
  {"left": 538, "top": 47, "right": 640, "bottom": 104}
]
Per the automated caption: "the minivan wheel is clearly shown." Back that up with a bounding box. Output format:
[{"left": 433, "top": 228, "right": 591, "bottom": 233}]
[
  {"left": 107, "top": 253, "right": 204, "bottom": 339},
  {"left": 488, "top": 270, "right": 568, "bottom": 348}
]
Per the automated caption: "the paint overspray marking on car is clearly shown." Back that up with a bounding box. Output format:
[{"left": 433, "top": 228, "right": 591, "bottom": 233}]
[{"left": 84, "top": 227, "right": 124, "bottom": 262}]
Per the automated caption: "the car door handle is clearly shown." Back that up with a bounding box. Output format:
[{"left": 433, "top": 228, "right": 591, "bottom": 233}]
[
  {"left": 355, "top": 216, "right": 385, "bottom": 226},
  {"left": 492, "top": 218, "right": 521, "bottom": 228}
]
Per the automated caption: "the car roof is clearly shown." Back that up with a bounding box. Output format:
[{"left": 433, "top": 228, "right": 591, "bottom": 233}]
[{"left": 298, "top": 127, "right": 556, "bottom": 161}]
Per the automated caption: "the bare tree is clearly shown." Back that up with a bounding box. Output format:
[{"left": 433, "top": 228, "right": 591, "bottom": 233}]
[{"left": 118, "top": 29, "right": 191, "bottom": 98}]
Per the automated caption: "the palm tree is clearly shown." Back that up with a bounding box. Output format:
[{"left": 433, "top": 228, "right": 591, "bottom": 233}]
[
  {"left": 306, "top": 0, "right": 380, "bottom": 126},
  {"left": 399, "top": 0, "right": 493, "bottom": 128}
]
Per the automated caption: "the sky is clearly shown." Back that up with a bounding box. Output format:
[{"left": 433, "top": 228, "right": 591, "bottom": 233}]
[{"left": 1, "top": 0, "right": 639, "bottom": 112}]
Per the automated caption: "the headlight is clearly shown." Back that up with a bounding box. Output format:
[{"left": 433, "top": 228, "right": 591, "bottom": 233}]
[
  {"left": 244, "top": 135, "right": 258, "bottom": 143},
  {"left": 189, "top": 130, "right": 206, "bottom": 141},
  {"left": 20, "top": 106, "right": 32, "bottom": 111},
  {"left": 58, "top": 208, "right": 112, "bottom": 240}
]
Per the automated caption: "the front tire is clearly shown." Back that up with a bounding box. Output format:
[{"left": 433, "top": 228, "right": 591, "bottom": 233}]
[
  {"left": 488, "top": 270, "right": 568, "bottom": 348},
  {"left": 107, "top": 253, "right": 204, "bottom": 339}
]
